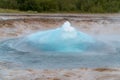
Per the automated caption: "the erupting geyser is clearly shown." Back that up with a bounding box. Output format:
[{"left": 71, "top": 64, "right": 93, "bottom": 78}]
[
  {"left": 0, "top": 21, "right": 119, "bottom": 69},
  {"left": 25, "top": 21, "right": 96, "bottom": 52},
  {"left": 0, "top": 21, "right": 112, "bottom": 53}
]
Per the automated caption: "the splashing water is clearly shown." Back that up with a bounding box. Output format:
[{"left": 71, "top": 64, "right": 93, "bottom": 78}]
[
  {"left": 0, "top": 21, "right": 120, "bottom": 69},
  {"left": 0, "top": 21, "right": 115, "bottom": 53},
  {"left": 24, "top": 21, "right": 96, "bottom": 52}
]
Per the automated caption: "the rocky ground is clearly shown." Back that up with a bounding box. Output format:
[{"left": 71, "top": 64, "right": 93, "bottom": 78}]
[{"left": 1, "top": 68, "right": 120, "bottom": 80}]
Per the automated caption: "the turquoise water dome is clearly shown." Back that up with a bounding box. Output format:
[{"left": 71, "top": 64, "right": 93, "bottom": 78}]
[{"left": 26, "top": 21, "right": 96, "bottom": 52}]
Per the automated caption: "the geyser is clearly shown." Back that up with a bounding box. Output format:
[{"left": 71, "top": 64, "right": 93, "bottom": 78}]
[
  {"left": 0, "top": 21, "right": 113, "bottom": 53},
  {"left": 24, "top": 21, "right": 96, "bottom": 52},
  {"left": 0, "top": 21, "right": 119, "bottom": 69}
]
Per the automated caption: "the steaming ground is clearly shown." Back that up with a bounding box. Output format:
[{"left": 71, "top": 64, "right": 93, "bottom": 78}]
[{"left": 0, "top": 14, "right": 120, "bottom": 80}]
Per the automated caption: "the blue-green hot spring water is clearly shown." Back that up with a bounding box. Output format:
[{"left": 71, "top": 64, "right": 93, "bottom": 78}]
[{"left": 0, "top": 21, "right": 120, "bottom": 69}]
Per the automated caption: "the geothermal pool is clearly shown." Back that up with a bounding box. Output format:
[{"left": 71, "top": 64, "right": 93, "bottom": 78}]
[{"left": 0, "top": 20, "right": 120, "bottom": 69}]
